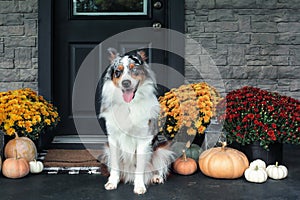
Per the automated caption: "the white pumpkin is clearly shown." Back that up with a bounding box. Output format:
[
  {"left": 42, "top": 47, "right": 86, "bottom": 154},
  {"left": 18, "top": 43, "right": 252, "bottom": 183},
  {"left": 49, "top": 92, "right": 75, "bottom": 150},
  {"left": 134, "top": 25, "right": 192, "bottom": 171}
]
[
  {"left": 266, "top": 162, "right": 288, "bottom": 180},
  {"left": 244, "top": 165, "right": 268, "bottom": 183},
  {"left": 249, "top": 159, "right": 266, "bottom": 170},
  {"left": 29, "top": 160, "right": 44, "bottom": 174}
]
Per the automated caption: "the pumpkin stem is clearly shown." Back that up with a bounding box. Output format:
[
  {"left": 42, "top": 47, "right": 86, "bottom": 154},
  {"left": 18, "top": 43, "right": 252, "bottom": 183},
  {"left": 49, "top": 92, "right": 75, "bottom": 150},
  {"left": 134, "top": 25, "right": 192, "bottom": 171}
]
[
  {"left": 186, "top": 141, "right": 191, "bottom": 149},
  {"left": 14, "top": 132, "right": 19, "bottom": 139},
  {"left": 182, "top": 150, "right": 187, "bottom": 162},
  {"left": 14, "top": 149, "right": 19, "bottom": 160},
  {"left": 275, "top": 161, "right": 278, "bottom": 167},
  {"left": 221, "top": 141, "right": 227, "bottom": 149},
  {"left": 254, "top": 165, "right": 259, "bottom": 171}
]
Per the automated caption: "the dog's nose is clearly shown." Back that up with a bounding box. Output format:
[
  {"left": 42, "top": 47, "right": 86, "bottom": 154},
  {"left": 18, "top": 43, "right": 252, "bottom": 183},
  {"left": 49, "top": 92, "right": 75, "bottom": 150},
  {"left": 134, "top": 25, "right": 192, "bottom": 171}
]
[{"left": 122, "top": 80, "right": 131, "bottom": 88}]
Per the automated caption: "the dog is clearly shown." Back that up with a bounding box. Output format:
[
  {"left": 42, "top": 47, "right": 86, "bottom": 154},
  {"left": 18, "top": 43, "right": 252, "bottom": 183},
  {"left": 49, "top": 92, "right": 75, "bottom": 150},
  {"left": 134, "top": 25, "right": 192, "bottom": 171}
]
[{"left": 99, "top": 48, "right": 174, "bottom": 194}]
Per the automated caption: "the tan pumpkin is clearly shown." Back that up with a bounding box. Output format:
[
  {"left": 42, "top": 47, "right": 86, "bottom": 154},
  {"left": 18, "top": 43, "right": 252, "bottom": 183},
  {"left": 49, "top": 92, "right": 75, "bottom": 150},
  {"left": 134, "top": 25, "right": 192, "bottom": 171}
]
[
  {"left": 2, "top": 152, "right": 30, "bottom": 179},
  {"left": 173, "top": 150, "right": 197, "bottom": 175},
  {"left": 4, "top": 132, "right": 37, "bottom": 162},
  {"left": 199, "top": 142, "right": 249, "bottom": 179}
]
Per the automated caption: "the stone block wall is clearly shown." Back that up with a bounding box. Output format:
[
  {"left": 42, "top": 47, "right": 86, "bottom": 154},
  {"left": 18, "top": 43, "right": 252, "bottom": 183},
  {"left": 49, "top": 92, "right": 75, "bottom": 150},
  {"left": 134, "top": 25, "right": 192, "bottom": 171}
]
[
  {"left": 185, "top": 0, "right": 300, "bottom": 100},
  {"left": 0, "top": 0, "right": 38, "bottom": 91},
  {"left": 0, "top": 0, "right": 299, "bottom": 100}
]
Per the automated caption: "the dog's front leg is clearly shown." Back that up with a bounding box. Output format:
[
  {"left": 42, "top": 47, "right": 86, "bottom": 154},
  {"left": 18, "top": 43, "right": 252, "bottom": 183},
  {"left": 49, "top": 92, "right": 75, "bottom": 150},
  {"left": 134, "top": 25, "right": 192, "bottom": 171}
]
[
  {"left": 105, "top": 142, "right": 120, "bottom": 190},
  {"left": 134, "top": 142, "right": 150, "bottom": 195}
]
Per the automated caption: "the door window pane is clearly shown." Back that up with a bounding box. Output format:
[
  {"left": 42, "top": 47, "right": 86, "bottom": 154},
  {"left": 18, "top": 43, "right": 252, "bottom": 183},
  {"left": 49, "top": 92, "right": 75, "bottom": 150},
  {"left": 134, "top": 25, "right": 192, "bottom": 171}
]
[{"left": 73, "top": 0, "right": 147, "bottom": 16}]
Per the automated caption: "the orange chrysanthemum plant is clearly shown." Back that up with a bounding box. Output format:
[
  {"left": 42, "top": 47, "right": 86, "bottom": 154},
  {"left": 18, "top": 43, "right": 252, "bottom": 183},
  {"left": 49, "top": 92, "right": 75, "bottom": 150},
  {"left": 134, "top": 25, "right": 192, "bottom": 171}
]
[
  {"left": 0, "top": 88, "right": 60, "bottom": 140},
  {"left": 158, "top": 82, "right": 222, "bottom": 140}
]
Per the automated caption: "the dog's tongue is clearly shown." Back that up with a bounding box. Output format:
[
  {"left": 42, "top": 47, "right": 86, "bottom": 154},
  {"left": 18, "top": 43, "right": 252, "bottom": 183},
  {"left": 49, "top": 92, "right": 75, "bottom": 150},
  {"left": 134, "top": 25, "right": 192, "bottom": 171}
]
[{"left": 123, "top": 91, "right": 134, "bottom": 103}]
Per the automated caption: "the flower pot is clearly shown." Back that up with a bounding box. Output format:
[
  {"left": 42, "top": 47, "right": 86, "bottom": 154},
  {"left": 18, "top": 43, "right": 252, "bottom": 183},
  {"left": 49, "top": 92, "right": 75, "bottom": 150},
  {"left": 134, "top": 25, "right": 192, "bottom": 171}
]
[
  {"left": 192, "top": 133, "right": 205, "bottom": 147},
  {"left": 242, "top": 142, "right": 283, "bottom": 165},
  {"left": 0, "top": 129, "right": 54, "bottom": 154},
  {"left": 0, "top": 130, "right": 4, "bottom": 158},
  {"left": 33, "top": 129, "right": 55, "bottom": 152}
]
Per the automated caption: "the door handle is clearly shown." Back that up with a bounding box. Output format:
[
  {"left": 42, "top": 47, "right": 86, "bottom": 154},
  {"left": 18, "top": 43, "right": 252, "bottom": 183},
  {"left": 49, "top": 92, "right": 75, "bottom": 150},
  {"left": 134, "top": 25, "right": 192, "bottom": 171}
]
[
  {"left": 153, "top": 1, "right": 162, "bottom": 9},
  {"left": 152, "top": 22, "right": 162, "bottom": 29}
]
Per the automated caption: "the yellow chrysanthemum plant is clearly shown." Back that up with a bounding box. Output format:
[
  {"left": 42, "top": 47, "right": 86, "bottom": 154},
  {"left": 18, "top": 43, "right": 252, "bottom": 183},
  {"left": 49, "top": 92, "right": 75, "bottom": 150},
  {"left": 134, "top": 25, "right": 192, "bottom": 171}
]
[
  {"left": 158, "top": 82, "right": 222, "bottom": 141},
  {"left": 0, "top": 88, "right": 60, "bottom": 141}
]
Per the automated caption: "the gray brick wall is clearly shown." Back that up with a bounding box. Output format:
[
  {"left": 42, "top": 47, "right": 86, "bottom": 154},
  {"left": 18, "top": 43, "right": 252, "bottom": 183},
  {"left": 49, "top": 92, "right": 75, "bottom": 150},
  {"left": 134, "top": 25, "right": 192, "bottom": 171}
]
[
  {"left": 0, "top": 0, "right": 38, "bottom": 92},
  {"left": 0, "top": 0, "right": 299, "bottom": 100},
  {"left": 185, "top": 0, "right": 300, "bottom": 100}
]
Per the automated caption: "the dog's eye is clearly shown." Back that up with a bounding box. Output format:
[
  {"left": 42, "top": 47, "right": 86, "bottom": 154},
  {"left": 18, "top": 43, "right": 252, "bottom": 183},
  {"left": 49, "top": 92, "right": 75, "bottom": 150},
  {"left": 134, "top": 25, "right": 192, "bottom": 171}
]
[
  {"left": 131, "top": 67, "right": 142, "bottom": 76},
  {"left": 114, "top": 70, "right": 122, "bottom": 78},
  {"left": 129, "top": 63, "right": 135, "bottom": 69}
]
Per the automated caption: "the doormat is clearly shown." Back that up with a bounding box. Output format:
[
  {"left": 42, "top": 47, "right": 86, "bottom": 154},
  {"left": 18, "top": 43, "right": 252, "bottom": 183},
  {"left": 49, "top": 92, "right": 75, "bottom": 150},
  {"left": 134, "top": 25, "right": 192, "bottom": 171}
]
[{"left": 42, "top": 149, "right": 109, "bottom": 175}]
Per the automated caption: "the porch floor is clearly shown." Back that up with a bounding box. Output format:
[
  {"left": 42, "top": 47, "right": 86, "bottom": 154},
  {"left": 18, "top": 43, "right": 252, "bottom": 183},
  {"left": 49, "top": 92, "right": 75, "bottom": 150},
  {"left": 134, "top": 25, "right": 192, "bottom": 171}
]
[{"left": 0, "top": 145, "right": 299, "bottom": 200}]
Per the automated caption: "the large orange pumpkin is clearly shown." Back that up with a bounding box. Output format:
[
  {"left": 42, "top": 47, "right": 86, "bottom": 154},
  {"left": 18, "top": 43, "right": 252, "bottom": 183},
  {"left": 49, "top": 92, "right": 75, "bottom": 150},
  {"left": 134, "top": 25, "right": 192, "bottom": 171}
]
[
  {"left": 4, "top": 132, "right": 37, "bottom": 162},
  {"left": 2, "top": 153, "right": 30, "bottom": 179},
  {"left": 199, "top": 142, "right": 249, "bottom": 179}
]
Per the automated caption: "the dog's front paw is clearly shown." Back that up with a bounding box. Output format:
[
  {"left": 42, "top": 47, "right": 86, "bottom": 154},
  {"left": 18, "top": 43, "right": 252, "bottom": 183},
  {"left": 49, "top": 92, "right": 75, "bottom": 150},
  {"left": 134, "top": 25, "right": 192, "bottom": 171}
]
[
  {"left": 105, "top": 174, "right": 120, "bottom": 191},
  {"left": 104, "top": 181, "right": 118, "bottom": 190},
  {"left": 151, "top": 175, "right": 164, "bottom": 184},
  {"left": 134, "top": 184, "right": 147, "bottom": 195}
]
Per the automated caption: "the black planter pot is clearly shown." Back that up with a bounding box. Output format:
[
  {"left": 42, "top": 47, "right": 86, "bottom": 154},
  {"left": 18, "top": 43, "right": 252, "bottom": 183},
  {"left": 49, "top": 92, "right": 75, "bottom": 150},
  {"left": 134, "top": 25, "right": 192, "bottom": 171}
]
[
  {"left": 0, "top": 130, "right": 4, "bottom": 158},
  {"left": 0, "top": 130, "right": 54, "bottom": 154},
  {"left": 229, "top": 141, "right": 283, "bottom": 165},
  {"left": 33, "top": 130, "right": 55, "bottom": 152},
  {"left": 192, "top": 133, "right": 205, "bottom": 147}
]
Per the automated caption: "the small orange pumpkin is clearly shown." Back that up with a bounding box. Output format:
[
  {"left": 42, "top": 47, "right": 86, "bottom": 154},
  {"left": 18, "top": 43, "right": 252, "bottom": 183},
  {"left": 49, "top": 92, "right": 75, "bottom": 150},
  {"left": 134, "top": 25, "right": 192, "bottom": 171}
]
[
  {"left": 173, "top": 150, "right": 197, "bottom": 175},
  {"left": 199, "top": 142, "right": 249, "bottom": 179},
  {"left": 2, "top": 151, "right": 30, "bottom": 179},
  {"left": 4, "top": 132, "right": 37, "bottom": 162}
]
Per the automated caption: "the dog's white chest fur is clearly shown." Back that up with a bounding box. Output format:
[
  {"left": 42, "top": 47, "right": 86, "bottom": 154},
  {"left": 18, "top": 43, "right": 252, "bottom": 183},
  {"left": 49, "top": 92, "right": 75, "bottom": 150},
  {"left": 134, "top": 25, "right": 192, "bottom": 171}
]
[
  {"left": 110, "top": 103, "right": 150, "bottom": 133},
  {"left": 101, "top": 80, "right": 159, "bottom": 137}
]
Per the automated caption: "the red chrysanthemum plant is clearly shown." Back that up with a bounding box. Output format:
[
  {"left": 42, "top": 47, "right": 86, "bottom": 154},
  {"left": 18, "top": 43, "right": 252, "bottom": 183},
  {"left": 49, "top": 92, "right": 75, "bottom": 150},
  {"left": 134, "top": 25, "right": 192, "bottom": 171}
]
[{"left": 217, "top": 86, "right": 300, "bottom": 150}]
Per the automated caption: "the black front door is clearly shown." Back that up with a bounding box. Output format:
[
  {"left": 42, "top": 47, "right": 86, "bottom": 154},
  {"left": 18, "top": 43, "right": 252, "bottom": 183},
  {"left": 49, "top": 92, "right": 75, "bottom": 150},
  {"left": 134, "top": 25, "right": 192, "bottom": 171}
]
[{"left": 38, "top": 0, "right": 184, "bottom": 138}]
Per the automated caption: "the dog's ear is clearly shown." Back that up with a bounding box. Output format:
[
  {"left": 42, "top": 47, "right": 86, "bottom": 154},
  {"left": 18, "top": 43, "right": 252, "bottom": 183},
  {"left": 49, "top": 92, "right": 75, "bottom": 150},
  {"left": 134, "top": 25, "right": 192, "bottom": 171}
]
[
  {"left": 137, "top": 50, "right": 148, "bottom": 62},
  {"left": 107, "top": 48, "right": 119, "bottom": 63}
]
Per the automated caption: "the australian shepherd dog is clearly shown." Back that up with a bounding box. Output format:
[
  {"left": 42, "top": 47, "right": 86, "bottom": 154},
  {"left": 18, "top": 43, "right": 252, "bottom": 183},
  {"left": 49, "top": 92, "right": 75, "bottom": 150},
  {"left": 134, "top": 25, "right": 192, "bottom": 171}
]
[{"left": 100, "top": 48, "right": 174, "bottom": 194}]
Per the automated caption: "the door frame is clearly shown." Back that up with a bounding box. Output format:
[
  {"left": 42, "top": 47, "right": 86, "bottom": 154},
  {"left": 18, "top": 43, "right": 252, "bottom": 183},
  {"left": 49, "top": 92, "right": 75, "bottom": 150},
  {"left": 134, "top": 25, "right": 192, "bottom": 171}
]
[{"left": 38, "top": 0, "right": 185, "bottom": 101}]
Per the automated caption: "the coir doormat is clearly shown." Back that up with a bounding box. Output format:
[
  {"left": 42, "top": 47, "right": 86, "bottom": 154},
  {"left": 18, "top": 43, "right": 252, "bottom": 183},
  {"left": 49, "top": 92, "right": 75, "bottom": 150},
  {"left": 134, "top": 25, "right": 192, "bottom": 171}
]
[{"left": 42, "top": 149, "right": 109, "bottom": 175}]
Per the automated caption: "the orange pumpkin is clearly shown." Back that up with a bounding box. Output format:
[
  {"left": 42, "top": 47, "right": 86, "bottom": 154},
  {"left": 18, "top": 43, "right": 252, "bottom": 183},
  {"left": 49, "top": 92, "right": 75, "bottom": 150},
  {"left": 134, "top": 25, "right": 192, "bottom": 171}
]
[
  {"left": 2, "top": 152, "right": 30, "bottom": 179},
  {"left": 173, "top": 150, "right": 197, "bottom": 175},
  {"left": 4, "top": 132, "right": 37, "bottom": 162},
  {"left": 199, "top": 142, "right": 249, "bottom": 179}
]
